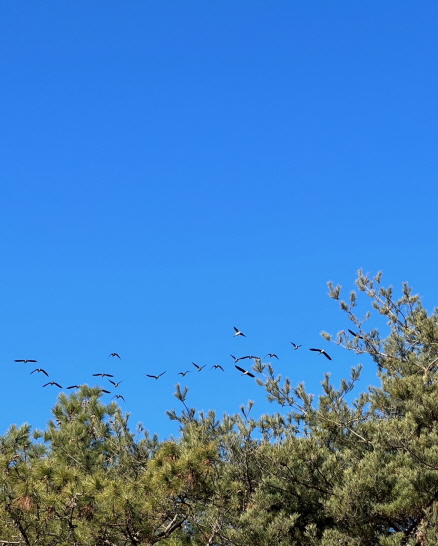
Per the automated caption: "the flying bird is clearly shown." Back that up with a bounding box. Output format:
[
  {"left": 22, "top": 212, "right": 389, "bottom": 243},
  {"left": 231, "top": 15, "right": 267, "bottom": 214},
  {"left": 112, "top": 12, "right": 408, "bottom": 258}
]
[
  {"left": 265, "top": 353, "right": 279, "bottom": 360},
  {"left": 108, "top": 353, "right": 121, "bottom": 359},
  {"left": 290, "top": 342, "right": 302, "bottom": 350},
  {"left": 239, "top": 355, "right": 260, "bottom": 361},
  {"left": 15, "top": 359, "right": 37, "bottom": 363},
  {"left": 234, "top": 327, "right": 246, "bottom": 337},
  {"left": 108, "top": 380, "right": 122, "bottom": 388},
  {"left": 235, "top": 365, "right": 255, "bottom": 378},
  {"left": 112, "top": 394, "right": 125, "bottom": 402},
  {"left": 211, "top": 365, "right": 224, "bottom": 371},
  {"left": 92, "top": 373, "right": 114, "bottom": 378},
  {"left": 348, "top": 329, "right": 364, "bottom": 339},
  {"left": 309, "top": 348, "right": 332, "bottom": 360},
  {"left": 43, "top": 382, "right": 62, "bottom": 388},
  {"left": 192, "top": 362, "right": 206, "bottom": 372},
  {"left": 30, "top": 368, "right": 49, "bottom": 377},
  {"left": 146, "top": 372, "right": 166, "bottom": 380},
  {"left": 178, "top": 371, "right": 190, "bottom": 376},
  {"left": 66, "top": 385, "right": 83, "bottom": 390}
]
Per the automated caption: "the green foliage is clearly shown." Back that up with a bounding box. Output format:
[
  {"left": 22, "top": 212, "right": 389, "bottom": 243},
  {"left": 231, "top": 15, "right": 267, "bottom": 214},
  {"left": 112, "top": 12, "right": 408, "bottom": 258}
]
[{"left": 2, "top": 270, "right": 438, "bottom": 544}]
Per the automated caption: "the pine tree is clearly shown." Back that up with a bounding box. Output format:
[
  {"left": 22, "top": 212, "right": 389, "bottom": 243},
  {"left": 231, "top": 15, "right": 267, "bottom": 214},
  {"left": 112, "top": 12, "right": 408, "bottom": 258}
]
[{"left": 3, "top": 271, "right": 438, "bottom": 545}]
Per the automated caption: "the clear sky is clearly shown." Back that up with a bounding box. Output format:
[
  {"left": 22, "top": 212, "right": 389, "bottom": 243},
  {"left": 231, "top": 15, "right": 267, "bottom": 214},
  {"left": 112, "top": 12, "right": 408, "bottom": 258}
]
[{"left": 1, "top": 1, "right": 437, "bottom": 438}]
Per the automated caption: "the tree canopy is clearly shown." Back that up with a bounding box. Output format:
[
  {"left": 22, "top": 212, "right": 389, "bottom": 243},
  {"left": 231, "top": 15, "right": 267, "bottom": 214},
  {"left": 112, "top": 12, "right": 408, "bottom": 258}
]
[{"left": 2, "top": 270, "right": 438, "bottom": 545}]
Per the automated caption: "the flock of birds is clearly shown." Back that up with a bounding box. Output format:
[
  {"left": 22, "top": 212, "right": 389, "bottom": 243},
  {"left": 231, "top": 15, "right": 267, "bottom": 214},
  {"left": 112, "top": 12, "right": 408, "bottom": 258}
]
[{"left": 14, "top": 326, "right": 338, "bottom": 404}]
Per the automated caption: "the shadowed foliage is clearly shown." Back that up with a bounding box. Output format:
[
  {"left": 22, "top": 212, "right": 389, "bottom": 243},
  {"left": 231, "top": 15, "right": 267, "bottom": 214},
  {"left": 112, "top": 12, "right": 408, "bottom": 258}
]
[{"left": 1, "top": 271, "right": 438, "bottom": 545}]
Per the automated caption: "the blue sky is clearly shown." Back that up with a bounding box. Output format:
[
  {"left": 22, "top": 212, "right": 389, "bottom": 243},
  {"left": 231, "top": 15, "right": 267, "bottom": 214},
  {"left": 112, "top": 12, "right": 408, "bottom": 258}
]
[{"left": 1, "top": 1, "right": 437, "bottom": 438}]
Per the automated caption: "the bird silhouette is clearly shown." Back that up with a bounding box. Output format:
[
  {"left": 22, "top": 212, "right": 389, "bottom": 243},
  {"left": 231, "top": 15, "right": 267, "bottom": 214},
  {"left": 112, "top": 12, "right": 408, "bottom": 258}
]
[
  {"left": 146, "top": 372, "right": 166, "bottom": 380},
  {"left": 112, "top": 394, "right": 125, "bottom": 402},
  {"left": 211, "top": 365, "right": 224, "bottom": 371},
  {"left": 309, "top": 348, "right": 332, "bottom": 360},
  {"left": 239, "top": 355, "right": 260, "bottom": 361},
  {"left": 15, "top": 359, "right": 37, "bottom": 363},
  {"left": 109, "top": 353, "right": 121, "bottom": 359},
  {"left": 192, "top": 362, "right": 206, "bottom": 372},
  {"left": 178, "top": 371, "right": 190, "bottom": 376},
  {"left": 290, "top": 342, "right": 302, "bottom": 350},
  {"left": 92, "top": 373, "right": 114, "bottom": 378},
  {"left": 265, "top": 353, "right": 279, "bottom": 359},
  {"left": 43, "top": 382, "right": 62, "bottom": 388},
  {"left": 235, "top": 365, "right": 255, "bottom": 378},
  {"left": 233, "top": 327, "right": 246, "bottom": 337},
  {"left": 108, "top": 380, "right": 122, "bottom": 388},
  {"left": 30, "top": 368, "right": 49, "bottom": 377},
  {"left": 66, "top": 385, "right": 84, "bottom": 390}
]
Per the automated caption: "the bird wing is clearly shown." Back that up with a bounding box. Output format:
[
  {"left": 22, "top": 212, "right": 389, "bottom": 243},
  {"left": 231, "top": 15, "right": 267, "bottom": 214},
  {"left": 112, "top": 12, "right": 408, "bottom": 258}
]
[
  {"left": 235, "top": 365, "right": 246, "bottom": 373},
  {"left": 322, "top": 351, "right": 332, "bottom": 360},
  {"left": 146, "top": 374, "right": 157, "bottom": 379}
]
